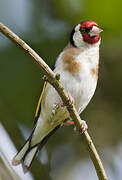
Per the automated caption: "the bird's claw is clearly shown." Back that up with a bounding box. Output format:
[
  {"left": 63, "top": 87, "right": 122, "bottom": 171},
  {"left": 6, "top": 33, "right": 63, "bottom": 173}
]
[
  {"left": 64, "top": 118, "right": 74, "bottom": 126},
  {"left": 81, "top": 120, "right": 88, "bottom": 133},
  {"left": 74, "top": 120, "right": 88, "bottom": 133},
  {"left": 67, "top": 93, "right": 74, "bottom": 105},
  {"left": 53, "top": 93, "right": 74, "bottom": 111},
  {"left": 53, "top": 100, "right": 62, "bottom": 110}
]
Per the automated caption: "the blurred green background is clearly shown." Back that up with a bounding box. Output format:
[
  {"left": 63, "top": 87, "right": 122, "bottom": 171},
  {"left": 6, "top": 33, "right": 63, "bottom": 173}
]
[{"left": 0, "top": 0, "right": 122, "bottom": 179}]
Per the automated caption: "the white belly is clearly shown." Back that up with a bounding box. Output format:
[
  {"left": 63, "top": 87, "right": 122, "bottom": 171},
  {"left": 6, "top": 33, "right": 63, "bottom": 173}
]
[
  {"left": 41, "top": 47, "right": 99, "bottom": 124},
  {"left": 41, "top": 67, "right": 97, "bottom": 125},
  {"left": 60, "top": 67, "right": 97, "bottom": 114}
]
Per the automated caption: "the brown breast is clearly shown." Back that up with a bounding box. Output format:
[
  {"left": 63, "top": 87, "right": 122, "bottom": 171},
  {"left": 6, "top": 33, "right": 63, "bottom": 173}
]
[
  {"left": 62, "top": 43, "right": 84, "bottom": 75},
  {"left": 90, "top": 64, "right": 99, "bottom": 81}
]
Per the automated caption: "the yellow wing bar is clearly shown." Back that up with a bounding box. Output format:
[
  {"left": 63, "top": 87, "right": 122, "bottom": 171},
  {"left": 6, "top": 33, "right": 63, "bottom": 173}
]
[{"left": 35, "top": 81, "right": 47, "bottom": 119}]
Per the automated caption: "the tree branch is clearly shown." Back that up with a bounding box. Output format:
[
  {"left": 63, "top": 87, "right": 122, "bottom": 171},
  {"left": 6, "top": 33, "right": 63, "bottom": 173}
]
[{"left": 0, "top": 22, "right": 108, "bottom": 180}]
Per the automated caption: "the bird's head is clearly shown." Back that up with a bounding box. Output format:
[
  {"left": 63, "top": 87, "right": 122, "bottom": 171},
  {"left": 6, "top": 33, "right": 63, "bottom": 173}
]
[{"left": 70, "top": 21, "right": 103, "bottom": 47}]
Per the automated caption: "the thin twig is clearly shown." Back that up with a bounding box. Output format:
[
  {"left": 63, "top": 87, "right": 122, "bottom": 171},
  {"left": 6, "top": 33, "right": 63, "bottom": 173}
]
[{"left": 0, "top": 22, "right": 108, "bottom": 180}]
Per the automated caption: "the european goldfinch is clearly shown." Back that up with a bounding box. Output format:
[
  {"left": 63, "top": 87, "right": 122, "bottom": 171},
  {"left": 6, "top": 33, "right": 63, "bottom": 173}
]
[{"left": 12, "top": 20, "right": 103, "bottom": 173}]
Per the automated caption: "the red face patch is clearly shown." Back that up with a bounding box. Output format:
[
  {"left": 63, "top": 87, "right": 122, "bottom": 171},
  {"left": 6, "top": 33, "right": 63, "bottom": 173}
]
[
  {"left": 80, "top": 21, "right": 98, "bottom": 29},
  {"left": 80, "top": 21, "right": 100, "bottom": 44},
  {"left": 82, "top": 33, "right": 100, "bottom": 44}
]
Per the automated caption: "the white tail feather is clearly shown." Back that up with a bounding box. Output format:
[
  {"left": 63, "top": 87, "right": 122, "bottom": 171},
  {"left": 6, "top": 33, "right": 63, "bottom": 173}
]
[
  {"left": 12, "top": 124, "right": 60, "bottom": 173},
  {"left": 12, "top": 140, "right": 38, "bottom": 173},
  {"left": 12, "top": 141, "right": 29, "bottom": 166},
  {"left": 23, "top": 146, "right": 38, "bottom": 168}
]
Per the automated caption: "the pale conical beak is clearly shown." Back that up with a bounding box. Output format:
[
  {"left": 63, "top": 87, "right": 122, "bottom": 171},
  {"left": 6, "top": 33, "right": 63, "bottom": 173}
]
[{"left": 89, "top": 26, "right": 103, "bottom": 37}]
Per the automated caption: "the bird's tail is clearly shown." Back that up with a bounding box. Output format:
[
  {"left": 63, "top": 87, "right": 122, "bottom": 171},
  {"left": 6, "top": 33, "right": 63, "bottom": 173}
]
[
  {"left": 12, "top": 139, "right": 39, "bottom": 173},
  {"left": 12, "top": 125, "right": 60, "bottom": 173}
]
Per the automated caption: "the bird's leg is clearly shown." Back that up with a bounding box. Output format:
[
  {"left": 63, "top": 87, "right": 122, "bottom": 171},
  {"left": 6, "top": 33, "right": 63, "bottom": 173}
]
[
  {"left": 64, "top": 118, "right": 88, "bottom": 133},
  {"left": 74, "top": 120, "right": 88, "bottom": 133},
  {"left": 67, "top": 93, "right": 74, "bottom": 105},
  {"left": 63, "top": 118, "right": 74, "bottom": 126},
  {"left": 53, "top": 100, "right": 62, "bottom": 110},
  {"left": 53, "top": 93, "right": 74, "bottom": 110},
  {"left": 53, "top": 93, "right": 87, "bottom": 132}
]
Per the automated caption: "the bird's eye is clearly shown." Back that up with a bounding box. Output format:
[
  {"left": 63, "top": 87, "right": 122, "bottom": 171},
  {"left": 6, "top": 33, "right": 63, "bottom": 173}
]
[{"left": 80, "top": 28, "right": 90, "bottom": 34}]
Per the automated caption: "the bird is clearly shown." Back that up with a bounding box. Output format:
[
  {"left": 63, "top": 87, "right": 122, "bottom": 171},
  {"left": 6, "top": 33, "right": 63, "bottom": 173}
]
[{"left": 12, "top": 20, "right": 103, "bottom": 173}]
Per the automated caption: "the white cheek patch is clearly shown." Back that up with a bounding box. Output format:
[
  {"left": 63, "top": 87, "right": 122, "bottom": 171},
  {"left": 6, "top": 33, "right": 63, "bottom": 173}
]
[
  {"left": 75, "top": 24, "right": 80, "bottom": 31},
  {"left": 73, "top": 24, "right": 101, "bottom": 47},
  {"left": 73, "top": 30, "right": 84, "bottom": 47}
]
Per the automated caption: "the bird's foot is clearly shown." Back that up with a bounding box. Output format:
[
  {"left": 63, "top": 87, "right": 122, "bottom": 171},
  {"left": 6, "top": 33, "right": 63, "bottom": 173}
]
[
  {"left": 64, "top": 118, "right": 87, "bottom": 133},
  {"left": 53, "top": 93, "right": 74, "bottom": 112},
  {"left": 67, "top": 93, "right": 74, "bottom": 105},
  {"left": 74, "top": 120, "right": 88, "bottom": 133},
  {"left": 53, "top": 100, "right": 62, "bottom": 110},
  {"left": 63, "top": 118, "right": 74, "bottom": 126},
  {"left": 52, "top": 100, "right": 62, "bottom": 115}
]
